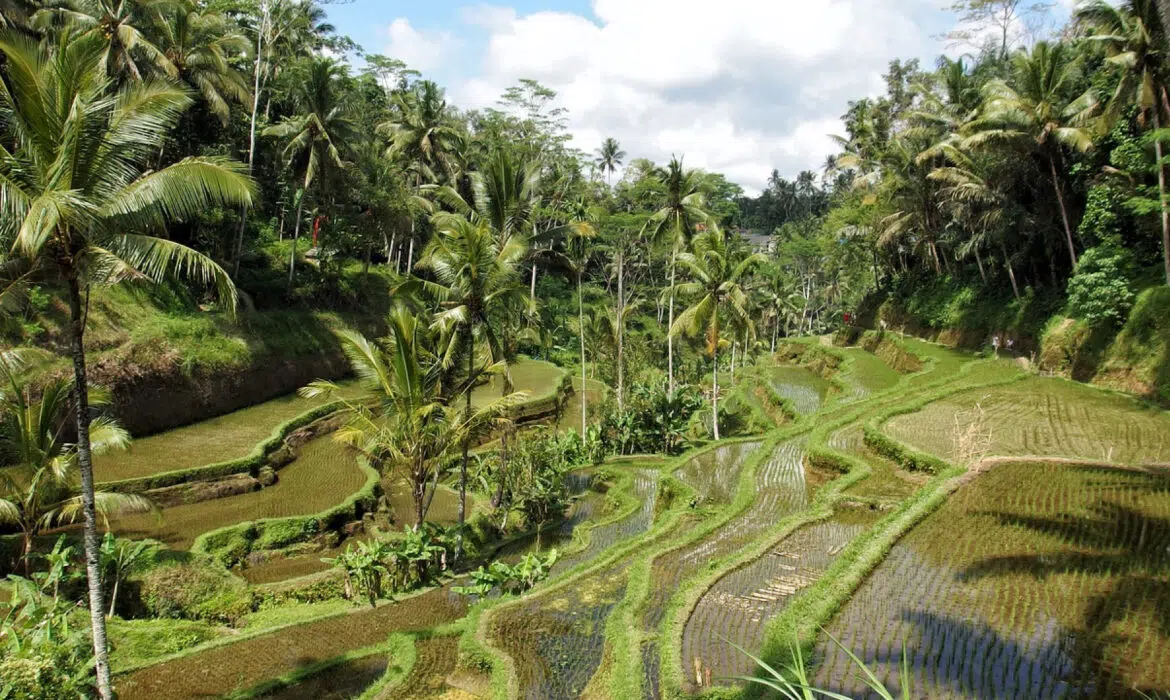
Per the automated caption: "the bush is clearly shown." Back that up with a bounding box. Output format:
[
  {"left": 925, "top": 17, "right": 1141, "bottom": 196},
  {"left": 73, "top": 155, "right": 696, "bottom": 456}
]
[
  {"left": 137, "top": 561, "right": 253, "bottom": 624},
  {"left": 1066, "top": 246, "right": 1135, "bottom": 327}
]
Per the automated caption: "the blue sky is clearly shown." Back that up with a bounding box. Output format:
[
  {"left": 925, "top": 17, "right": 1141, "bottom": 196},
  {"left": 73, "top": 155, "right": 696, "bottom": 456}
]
[{"left": 321, "top": 1, "right": 1078, "bottom": 193}]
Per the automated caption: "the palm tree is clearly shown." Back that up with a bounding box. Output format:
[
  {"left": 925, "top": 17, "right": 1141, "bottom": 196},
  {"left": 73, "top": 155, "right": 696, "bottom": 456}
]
[
  {"left": 302, "top": 306, "right": 522, "bottom": 527},
  {"left": 1078, "top": 0, "right": 1170, "bottom": 284},
  {"left": 649, "top": 157, "right": 711, "bottom": 394},
  {"left": 264, "top": 56, "right": 356, "bottom": 291},
  {"left": 154, "top": 1, "right": 251, "bottom": 126},
  {"left": 0, "top": 366, "right": 151, "bottom": 576},
  {"left": 669, "top": 226, "right": 765, "bottom": 440},
  {"left": 414, "top": 213, "right": 527, "bottom": 560},
  {"left": 964, "top": 41, "right": 1099, "bottom": 267},
  {"left": 380, "top": 80, "right": 464, "bottom": 186},
  {"left": 0, "top": 31, "right": 253, "bottom": 698},
  {"left": 34, "top": 0, "right": 175, "bottom": 81},
  {"left": 594, "top": 137, "right": 626, "bottom": 187}
]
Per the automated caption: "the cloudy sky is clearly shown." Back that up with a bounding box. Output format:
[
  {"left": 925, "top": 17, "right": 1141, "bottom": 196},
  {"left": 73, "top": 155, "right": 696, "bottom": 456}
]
[{"left": 324, "top": 0, "right": 1078, "bottom": 194}]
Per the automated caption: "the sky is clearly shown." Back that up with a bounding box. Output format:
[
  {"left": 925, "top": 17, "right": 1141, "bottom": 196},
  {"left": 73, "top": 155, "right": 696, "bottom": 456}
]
[{"left": 322, "top": 0, "right": 1080, "bottom": 194}]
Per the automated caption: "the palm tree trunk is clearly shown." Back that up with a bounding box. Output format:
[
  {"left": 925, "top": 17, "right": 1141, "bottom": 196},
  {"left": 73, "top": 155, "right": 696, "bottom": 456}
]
[
  {"left": 107, "top": 578, "right": 120, "bottom": 619},
  {"left": 288, "top": 195, "right": 305, "bottom": 291},
  {"left": 771, "top": 315, "right": 778, "bottom": 353},
  {"left": 407, "top": 235, "right": 415, "bottom": 273},
  {"left": 578, "top": 271, "right": 587, "bottom": 435},
  {"left": 234, "top": 1, "right": 267, "bottom": 279},
  {"left": 667, "top": 244, "right": 677, "bottom": 394},
  {"left": 1048, "top": 154, "right": 1078, "bottom": 268},
  {"left": 975, "top": 246, "right": 987, "bottom": 282},
  {"left": 711, "top": 343, "right": 720, "bottom": 441},
  {"left": 22, "top": 532, "right": 32, "bottom": 576},
  {"left": 730, "top": 341, "right": 736, "bottom": 385},
  {"left": 1154, "top": 110, "right": 1170, "bottom": 285},
  {"left": 617, "top": 249, "right": 625, "bottom": 413},
  {"left": 1000, "top": 239, "right": 1021, "bottom": 300},
  {"left": 65, "top": 274, "right": 113, "bottom": 700},
  {"left": 530, "top": 262, "right": 538, "bottom": 302},
  {"left": 456, "top": 333, "right": 473, "bottom": 563}
]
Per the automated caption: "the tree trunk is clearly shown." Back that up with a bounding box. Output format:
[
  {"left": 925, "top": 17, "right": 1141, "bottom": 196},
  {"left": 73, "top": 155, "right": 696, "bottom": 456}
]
[
  {"left": 455, "top": 333, "right": 473, "bottom": 563},
  {"left": 107, "top": 578, "right": 119, "bottom": 619},
  {"left": 363, "top": 242, "right": 372, "bottom": 280},
  {"left": 975, "top": 246, "right": 987, "bottom": 282},
  {"left": 288, "top": 195, "right": 305, "bottom": 291},
  {"left": 1154, "top": 110, "right": 1170, "bottom": 285},
  {"left": 667, "top": 245, "right": 677, "bottom": 394},
  {"left": 22, "top": 532, "right": 32, "bottom": 576},
  {"left": 65, "top": 274, "right": 113, "bottom": 700},
  {"left": 1049, "top": 154, "right": 1078, "bottom": 268},
  {"left": 730, "top": 341, "right": 736, "bottom": 385},
  {"left": 1000, "top": 239, "right": 1021, "bottom": 300},
  {"left": 234, "top": 0, "right": 267, "bottom": 279},
  {"left": 578, "top": 271, "right": 587, "bottom": 435},
  {"left": 420, "top": 462, "right": 441, "bottom": 525},
  {"left": 711, "top": 343, "right": 720, "bottom": 441},
  {"left": 771, "top": 315, "right": 778, "bottom": 353},
  {"left": 617, "top": 250, "right": 625, "bottom": 413},
  {"left": 530, "top": 262, "right": 537, "bottom": 302},
  {"left": 407, "top": 235, "right": 415, "bottom": 273}
]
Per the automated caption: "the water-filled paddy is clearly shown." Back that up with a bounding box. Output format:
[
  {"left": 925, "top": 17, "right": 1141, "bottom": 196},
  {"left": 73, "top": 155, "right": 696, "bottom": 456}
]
[
  {"left": 768, "top": 365, "right": 831, "bottom": 416},
  {"left": 110, "top": 434, "right": 367, "bottom": 548},
  {"left": 887, "top": 376, "right": 1170, "bottom": 465},
  {"left": 837, "top": 346, "right": 903, "bottom": 400},
  {"left": 259, "top": 653, "right": 389, "bottom": 699},
  {"left": 93, "top": 380, "right": 363, "bottom": 483},
  {"left": 813, "top": 461, "right": 1170, "bottom": 697}
]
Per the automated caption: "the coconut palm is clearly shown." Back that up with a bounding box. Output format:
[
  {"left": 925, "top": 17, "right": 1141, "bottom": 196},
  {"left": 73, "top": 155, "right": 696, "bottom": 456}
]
[
  {"left": 414, "top": 213, "right": 527, "bottom": 560},
  {"left": 648, "top": 157, "right": 711, "bottom": 394},
  {"left": 264, "top": 56, "right": 356, "bottom": 290},
  {"left": 154, "top": 1, "right": 252, "bottom": 126},
  {"left": 669, "top": 226, "right": 765, "bottom": 440},
  {"left": 302, "top": 306, "right": 522, "bottom": 528},
  {"left": 1078, "top": 0, "right": 1170, "bottom": 284},
  {"left": 964, "top": 41, "right": 1099, "bottom": 267},
  {"left": 34, "top": 0, "right": 175, "bottom": 81},
  {"left": 0, "top": 367, "right": 150, "bottom": 577},
  {"left": 0, "top": 31, "right": 253, "bottom": 698},
  {"left": 594, "top": 137, "right": 626, "bottom": 187},
  {"left": 380, "top": 79, "right": 464, "bottom": 186}
]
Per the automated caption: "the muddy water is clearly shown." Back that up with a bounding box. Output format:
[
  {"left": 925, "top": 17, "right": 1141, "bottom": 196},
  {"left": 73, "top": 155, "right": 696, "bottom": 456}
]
[
  {"left": 259, "top": 653, "right": 389, "bottom": 699},
  {"left": 682, "top": 508, "right": 877, "bottom": 689},
  {"left": 673, "top": 441, "right": 761, "bottom": 505},
  {"left": 376, "top": 636, "right": 460, "bottom": 699}
]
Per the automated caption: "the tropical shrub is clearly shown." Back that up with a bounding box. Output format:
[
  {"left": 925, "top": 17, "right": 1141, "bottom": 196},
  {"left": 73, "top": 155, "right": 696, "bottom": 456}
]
[
  {"left": 453, "top": 549, "right": 559, "bottom": 597},
  {"left": 597, "top": 381, "right": 702, "bottom": 455},
  {"left": 1066, "top": 245, "right": 1135, "bottom": 326},
  {"left": 137, "top": 562, "right": 252, "bottom": 624}
]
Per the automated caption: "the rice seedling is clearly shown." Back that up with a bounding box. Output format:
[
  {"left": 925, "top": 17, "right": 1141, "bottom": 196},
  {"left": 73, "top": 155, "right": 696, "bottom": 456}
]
[
  {"left": 812, "top": 461, "right": 1170, "bottom": 698},
  {"left": 886, "top": 377, "right": 1170, "bottom": 465}
]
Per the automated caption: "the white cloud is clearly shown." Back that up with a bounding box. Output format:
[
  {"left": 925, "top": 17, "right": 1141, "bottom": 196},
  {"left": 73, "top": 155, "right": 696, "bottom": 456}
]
[
  {"left": 385, "top": 18, "right": 459, "bottom": 73},
  {"left": 451, "top": 0, "right": 951, "bottom": 193}
]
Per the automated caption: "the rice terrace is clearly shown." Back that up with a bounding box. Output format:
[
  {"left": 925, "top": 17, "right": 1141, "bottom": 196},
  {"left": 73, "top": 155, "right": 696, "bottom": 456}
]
[{"left": 4, "top": 0, "right": 1170, "bottom": 698}]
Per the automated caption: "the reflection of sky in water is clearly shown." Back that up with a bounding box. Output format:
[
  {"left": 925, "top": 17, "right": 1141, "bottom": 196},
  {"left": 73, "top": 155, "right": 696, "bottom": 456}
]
[{"left": 815, "top": 547, "right": 1081, "bottom": 699}]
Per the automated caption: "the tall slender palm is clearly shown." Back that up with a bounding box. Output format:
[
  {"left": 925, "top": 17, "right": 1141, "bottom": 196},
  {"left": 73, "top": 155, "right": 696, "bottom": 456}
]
[
  {"left": 0, "top": 31, "right": 253, "bottom": 698},
  {"left": 264, "top": 56, "right": 356, "bottom": 290},
  {"left": 34, "top": 0, "right": 175, "bottom": 80},
  {"left": 0, "top": 366, "right": 150, "bottom": 575},
  {"left": 964, "top": 41, "right": 1099, "bottom": 267},
  {"left": 594, "top": 137, "right": 626, "bottom": 187},
  {"left": 302, "top": 306, "right": 523, "bottom": 527},
  {"left": 669, "top": 226, "right": 765, "bottom": 440},
  {"left": 649, "top": 157, "right": 711, "bottom": 394},
  {"left": 154, "top": 1, "right": 251, "bottom": 126},
  {"left": 415, "top": 213, "right": 527, "bottom": 560},
  {"left": 1078, "top": 0, "right": 1170, "bottom": 283}
]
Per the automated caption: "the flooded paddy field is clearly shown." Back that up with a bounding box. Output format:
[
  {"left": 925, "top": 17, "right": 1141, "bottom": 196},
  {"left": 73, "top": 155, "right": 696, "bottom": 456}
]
[
  {"left": 767, "top": 365, "right": 832, "bottom": 417},
  {"left": 836, "top": 346, "right": 903, "bottom": 401},
  {"left": 259, "top": 653, "right": 390, "bottom": 699},
  {"left": 813, "top": 461, "right": 1170, "bottom": 698},
  {"left": 115, "top": 587, "right": 467, "bottom": 699},
  {"left": 110, "top": 433, "right": 368, "bottom": 548},
  {"left": 887, "top": 376, "right": 1170, "bottom": 465},
  {"left": 683, "top": 507, "right": 877, "bottom": 690}
]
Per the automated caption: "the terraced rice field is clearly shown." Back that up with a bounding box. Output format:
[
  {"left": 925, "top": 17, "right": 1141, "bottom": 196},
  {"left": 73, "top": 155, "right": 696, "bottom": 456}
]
[
  {"left": 767, "top": 366, "right": 831, "bottom": 416},
  {"left": 486, "top": 466, "right": 663, "bottom": 698},
  {"left": 93, "top": 380, "right": 363, "bottom": 482},
  {"left": 673, "top": 441, "right": 760, "bottom": 505},
  {"left": 260, "top": 654, "right": 389, "bottom": 699},
  {"left": 115, "top": 588, "right": 468, "bottom": 699},
  {"left": 887, "top": 377, "right": 1170, "bottom": 465},
  {"left": 837, "top": 347, "right": 903, "bottom": 401},
  {"left": 813, "top": 461, "right": 1170, "bottom": 698},
  {"left": 683, "top": 508, "right": 877, "bottom": 689},
  {"left": 110, "top": 434, "right": 368, "bottom": 548},
  {"left": 377, "top": 636, "right": 461, "bottom": 699}
]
